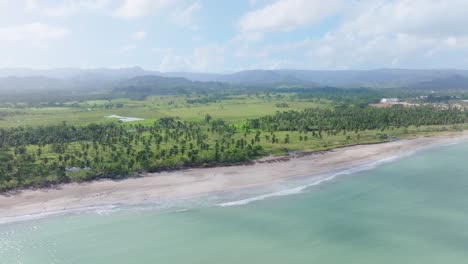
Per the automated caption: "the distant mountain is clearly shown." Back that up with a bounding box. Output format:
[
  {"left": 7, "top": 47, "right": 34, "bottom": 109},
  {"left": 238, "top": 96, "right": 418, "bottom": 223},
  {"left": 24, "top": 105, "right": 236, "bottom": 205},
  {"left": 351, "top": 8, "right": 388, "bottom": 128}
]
[
  {"left": 0, "top": 67, "right": 162, "bottom": 93},
  {"left": 70, "top": 67, "right": 159, "bottom": 82},
  {"left": 227, "top": 69, "right": 468, "bottom": 87},
  {"left": 161, "top": 72, "right": 222, "bottom": 82},
  {"left": 408, "top": 74, "right": 468, "bottom": 90},
  {"left": 0, "top": 76, "right": 67, "bottom": 93},
  {"left": 0, "top": 68, "right": 84, "bottom": 79},
  {"left": 114, "top": 75, "right": 228, "bottom": 95},
  {"left": 217, "top": 70, "right": 313, "bottom": 85},
  {"left": 119, "top": 75, "right": 192, "bottom": 87},
  {"left": 0, "top": 66, "right": 158, "bottom": 81},
  {"left": 2, "top": 67, "right": 468, "bottom": 91}
]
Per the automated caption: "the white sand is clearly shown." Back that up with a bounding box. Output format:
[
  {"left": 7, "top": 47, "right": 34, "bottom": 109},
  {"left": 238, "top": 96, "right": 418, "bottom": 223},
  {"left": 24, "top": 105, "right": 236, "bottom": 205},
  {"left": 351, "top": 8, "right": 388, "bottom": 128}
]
[{"left": 1, "top": 131, "right": 467, "bottom": 221}]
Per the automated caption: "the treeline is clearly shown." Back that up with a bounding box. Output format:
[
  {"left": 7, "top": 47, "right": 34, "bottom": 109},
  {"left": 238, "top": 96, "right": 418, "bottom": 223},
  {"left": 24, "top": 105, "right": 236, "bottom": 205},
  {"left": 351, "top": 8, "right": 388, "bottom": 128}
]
[
  {"left": 247, "top": 105, "right": 467, "bottom": 133},
  {"left": 1, "top": 104, "right": 467, "bottom": 192},
  {"left": 272, "top": 87, "right": 390, "bottom": 108},
  {"left": 0, "top": 118, "right": 263, "bottom": 191}
]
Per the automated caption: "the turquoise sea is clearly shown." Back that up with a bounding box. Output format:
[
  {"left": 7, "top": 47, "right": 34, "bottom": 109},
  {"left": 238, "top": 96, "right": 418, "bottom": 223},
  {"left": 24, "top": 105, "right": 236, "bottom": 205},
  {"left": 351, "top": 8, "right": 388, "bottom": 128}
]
[{"left": 1, "top": 141, "right": 468, "bottom": 263}]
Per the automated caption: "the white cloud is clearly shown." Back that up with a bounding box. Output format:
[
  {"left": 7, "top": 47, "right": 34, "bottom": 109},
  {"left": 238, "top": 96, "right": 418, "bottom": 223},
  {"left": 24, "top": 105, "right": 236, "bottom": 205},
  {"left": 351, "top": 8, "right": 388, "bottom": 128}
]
[
  {"left": 232, "top": 32, "right": 264, "bottom": 43},
  {"left": 248, "top": 0, "right": 271, "bottom": 7},
  {"left": 152, "top": 47, "right": 174, "bottom": 54},
  {"left": 43, "top": 6, "right": 71, "bottom": 17},
  {"left": 338, "top": 0, "right": 468, "bottom": 38},
  {"left": 158, "top": 43, "right": 225, "bottom": 72},
  {"left": 74, "top": 0, "right": 110, "bottom": 9},
  {"left": 27, "top": 0, "right": 109, "bottom": 17},
  {"left": 239, "top": 0, "right": 343, "bottom": 33},
  {"left": 132, "top": 30, "right": 146, "bottom": 40},
  {"left": 231, "top": 0, "right": 468, "bottom": 70},
  {"left": 0, "top": 23, "right": 69, "bottom": 41},
  {"left": 122, "top": 44, "right": 138, "bottom": 51},
  {"left": 12, "top": 0, "right": 468, "bottom": 71},
  {"left": 159, "top": 53, "right": 192, "bottom": 72},
  {"left": 25, "top": 0, "right": 38, "bottom": 9},
  {"left": 114, "top": 0, "right": 171, "bottom": 19},
  {"left": 128, "top": 0, "right": 468, "bottom": 71},
  {"left": 192, "top": 43, "right": 225, "bottom": 71},
  {"left": 302, "top": 0, "right": 468, "bottom": 68},
  {"left": 191, "top": 35, "right": 202, "bottom": 42},
  {"left": 170, "top": 2, "right": 201, "bottom": 28}
]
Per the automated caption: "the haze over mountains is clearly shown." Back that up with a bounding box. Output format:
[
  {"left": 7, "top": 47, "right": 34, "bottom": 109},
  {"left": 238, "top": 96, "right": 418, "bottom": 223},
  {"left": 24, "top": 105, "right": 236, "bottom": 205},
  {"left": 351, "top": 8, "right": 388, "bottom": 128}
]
[{"left": 1, "top": 67, "right": 468, "bottom": 93}]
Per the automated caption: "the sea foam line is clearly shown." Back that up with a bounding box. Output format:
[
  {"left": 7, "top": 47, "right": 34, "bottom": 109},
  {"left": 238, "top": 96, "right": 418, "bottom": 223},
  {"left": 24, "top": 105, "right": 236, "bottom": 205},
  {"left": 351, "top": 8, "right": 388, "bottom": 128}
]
[
  {"left": 217, "top": 175, "right": 337, "bottom": 207},
  {"left": 217, "top": 152, "right": 414, "bottom": 207},
  {"left": 0, "top": 205, "right": 119, "bottom": 225},
  {"left": 2, "top": 137, "right": 466, "bottom": 224},
  {"left": 0, "top": 151, "right": 411, "bottom": 223}
]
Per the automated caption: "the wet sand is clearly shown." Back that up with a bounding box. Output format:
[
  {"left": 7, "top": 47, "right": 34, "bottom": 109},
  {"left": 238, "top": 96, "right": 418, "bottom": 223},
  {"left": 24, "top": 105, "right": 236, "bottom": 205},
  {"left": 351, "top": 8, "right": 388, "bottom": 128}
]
[{"left": 1, "top": 131, "right": 467, "bottom": 221}]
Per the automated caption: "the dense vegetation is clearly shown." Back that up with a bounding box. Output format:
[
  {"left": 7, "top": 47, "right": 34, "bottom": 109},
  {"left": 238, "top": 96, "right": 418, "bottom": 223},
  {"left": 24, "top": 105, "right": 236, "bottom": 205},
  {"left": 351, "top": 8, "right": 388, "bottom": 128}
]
[
  {"left": 248, "top": 106, "right": 467, "bottom": 132},
  {"left": 1, "top": 102, "right": 467, "bottom": 191},
  {"left": 0, "top": 84, "right": 467, "bottom": 192},
  {"left": 0, "top": 118, "right": 264, "bottom": 191}
]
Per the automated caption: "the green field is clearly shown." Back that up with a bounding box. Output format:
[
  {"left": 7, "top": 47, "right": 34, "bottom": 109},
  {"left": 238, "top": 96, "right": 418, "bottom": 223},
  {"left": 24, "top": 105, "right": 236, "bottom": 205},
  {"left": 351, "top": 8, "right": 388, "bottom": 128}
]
[
  {"left": 1, "top": 92, "right": 466, "bottom": 191},
  {"left": 0, "top": 94, "right": 329, "bottom": 127}
]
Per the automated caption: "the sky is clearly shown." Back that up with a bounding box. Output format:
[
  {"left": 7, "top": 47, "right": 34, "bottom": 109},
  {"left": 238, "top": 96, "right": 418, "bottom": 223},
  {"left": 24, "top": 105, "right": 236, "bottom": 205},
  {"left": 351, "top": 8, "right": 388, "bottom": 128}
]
[{"left": 0, "top": 0, "right": 468, "bottom": 73}]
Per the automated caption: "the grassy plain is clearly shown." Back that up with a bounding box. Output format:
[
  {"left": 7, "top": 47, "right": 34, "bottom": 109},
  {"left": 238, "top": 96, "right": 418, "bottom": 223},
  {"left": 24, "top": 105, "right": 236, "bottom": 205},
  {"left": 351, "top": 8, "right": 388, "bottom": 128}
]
[
  {"left": 1, "top": 92, "right": 467, "bottom": 190},
  {"left": 2, "top": 92, "right": 466, "bottom": 158},
  {"left": 0, "top": 94, "right": 329, "bottom": 128}
]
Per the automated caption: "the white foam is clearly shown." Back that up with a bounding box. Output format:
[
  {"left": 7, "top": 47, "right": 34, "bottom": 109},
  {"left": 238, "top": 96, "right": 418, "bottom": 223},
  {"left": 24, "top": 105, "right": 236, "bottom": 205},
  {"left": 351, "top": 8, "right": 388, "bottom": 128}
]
[
  {"left": 0, "top": 205, "right": 119, "bottom": 225},
  {"left": 218, "top": 175, "right": 337, "bottom": 207},
  {"left": 2, "top": 138, "right": 466, "bottom": 223},
  {"left": 218, "top": 151, "right": 415, "bottom": 207},
  {"left": 0, "top": 150, "right": 421, "bottom": 223}
]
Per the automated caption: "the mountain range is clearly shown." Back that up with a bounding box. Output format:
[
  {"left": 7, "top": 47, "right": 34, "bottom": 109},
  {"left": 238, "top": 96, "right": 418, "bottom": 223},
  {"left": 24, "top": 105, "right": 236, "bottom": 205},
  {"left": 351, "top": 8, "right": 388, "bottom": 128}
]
[{"left": 1, "top": 67, "right": 468, "bottom": 93}]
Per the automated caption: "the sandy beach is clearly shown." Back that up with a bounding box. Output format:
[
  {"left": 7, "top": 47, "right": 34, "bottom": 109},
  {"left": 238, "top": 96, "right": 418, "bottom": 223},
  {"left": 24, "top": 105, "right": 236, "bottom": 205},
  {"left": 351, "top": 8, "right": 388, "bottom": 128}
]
[{"left": 1, "top": 131, "right": 467, "bottom": 221}]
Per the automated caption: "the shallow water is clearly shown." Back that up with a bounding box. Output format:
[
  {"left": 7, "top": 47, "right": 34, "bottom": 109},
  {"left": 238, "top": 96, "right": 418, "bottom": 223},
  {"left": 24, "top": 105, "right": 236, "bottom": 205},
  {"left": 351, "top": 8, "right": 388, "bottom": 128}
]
[{"left": 1, "top": 141, "right": 468, "bottom": 263}]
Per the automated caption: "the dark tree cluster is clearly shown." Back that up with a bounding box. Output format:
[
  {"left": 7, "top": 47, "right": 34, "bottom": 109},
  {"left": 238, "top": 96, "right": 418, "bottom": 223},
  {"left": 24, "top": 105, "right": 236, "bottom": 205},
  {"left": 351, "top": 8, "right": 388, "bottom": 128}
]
[
  {"left": 0, "top": 118, "right": 263, "bottom": 192},
  {"left": 248, "top": 105, "right": 467, "bottom": 133}
]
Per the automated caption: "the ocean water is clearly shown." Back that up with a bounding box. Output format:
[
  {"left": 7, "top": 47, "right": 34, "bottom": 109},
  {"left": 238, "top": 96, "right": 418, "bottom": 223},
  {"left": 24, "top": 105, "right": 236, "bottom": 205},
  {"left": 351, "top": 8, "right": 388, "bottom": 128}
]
[{"left": 1, "top": 141, "right": 468, "bottom": 263}]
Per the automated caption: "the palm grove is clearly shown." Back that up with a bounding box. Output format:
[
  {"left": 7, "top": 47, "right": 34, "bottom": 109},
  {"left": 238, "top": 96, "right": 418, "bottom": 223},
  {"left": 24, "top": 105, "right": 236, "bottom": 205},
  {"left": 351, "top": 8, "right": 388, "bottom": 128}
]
[{"left": 0, "top": 105, "right": 467, "bottom": 192}]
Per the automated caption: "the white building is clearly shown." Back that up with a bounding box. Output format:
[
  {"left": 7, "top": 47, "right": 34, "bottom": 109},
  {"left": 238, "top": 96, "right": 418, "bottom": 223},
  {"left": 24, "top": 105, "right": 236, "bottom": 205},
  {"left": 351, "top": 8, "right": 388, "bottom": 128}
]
[{"left": 380, "top": 98, "right": 400, "bottom": 103}]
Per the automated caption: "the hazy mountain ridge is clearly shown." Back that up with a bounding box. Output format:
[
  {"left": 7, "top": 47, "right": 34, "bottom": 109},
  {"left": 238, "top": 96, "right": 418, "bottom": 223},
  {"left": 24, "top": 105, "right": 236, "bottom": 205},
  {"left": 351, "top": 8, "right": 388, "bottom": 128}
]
[
  {"left": 216, "top": 70, "right": 315, "bottom": 85},
  {"left": 160, "top": 72, "right": 222, "bottom": 82},
  {"left": 230, "top": 69, "right": 468, "bottom": 88},
  {"left": 114, "top": 75, "right": 229, "bottom": 96},
  {"left": 1, "top": 67, "right": 468, "bottom": 93},
  {"left": 408, "top": 74, "right": 468, "bottom": 90},
  {"left": 0, "top": 76, "right": 67, "bottom": 92}
]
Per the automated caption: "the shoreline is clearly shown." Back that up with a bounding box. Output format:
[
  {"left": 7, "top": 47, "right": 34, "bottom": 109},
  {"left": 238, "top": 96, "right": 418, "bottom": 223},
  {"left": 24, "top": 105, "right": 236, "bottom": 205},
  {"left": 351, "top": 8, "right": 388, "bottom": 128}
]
[{"left": 1, "top": 131, "right": 468, "bottom": 223}]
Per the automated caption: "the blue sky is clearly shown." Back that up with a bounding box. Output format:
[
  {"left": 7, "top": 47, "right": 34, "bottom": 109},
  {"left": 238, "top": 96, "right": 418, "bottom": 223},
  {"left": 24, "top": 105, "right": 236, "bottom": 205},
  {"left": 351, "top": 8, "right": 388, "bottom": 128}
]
[{"left": 0, "top": 0, "right": 468, "bottom": 72}]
